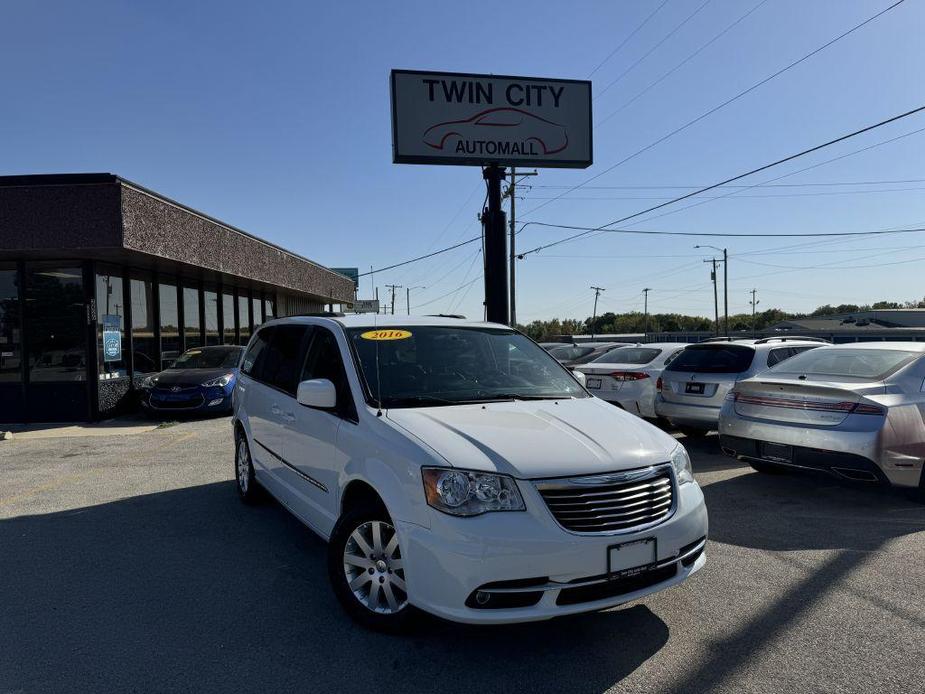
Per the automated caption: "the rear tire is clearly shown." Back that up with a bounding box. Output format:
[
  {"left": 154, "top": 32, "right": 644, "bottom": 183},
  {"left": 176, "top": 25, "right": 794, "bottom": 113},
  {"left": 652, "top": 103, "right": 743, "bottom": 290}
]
[
  {"left": 234, "top": 429, "right": 261, "bottom": 504},
  {"left": 328, "top": 505, "right": 418, "bottom": 633}
]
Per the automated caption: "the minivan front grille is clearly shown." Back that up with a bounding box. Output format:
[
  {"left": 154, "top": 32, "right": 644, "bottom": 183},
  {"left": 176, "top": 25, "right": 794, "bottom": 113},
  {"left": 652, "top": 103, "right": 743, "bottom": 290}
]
[{"left": 535, "top": 466, "right": 674, "bottom": 534}]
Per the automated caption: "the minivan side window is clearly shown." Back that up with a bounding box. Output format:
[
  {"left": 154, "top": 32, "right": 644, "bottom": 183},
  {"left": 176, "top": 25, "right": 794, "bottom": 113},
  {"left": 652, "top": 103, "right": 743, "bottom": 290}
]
[
  {"left": 241, "top": 327, "right": 274, "bottom": 378},
  {"left": 766, "top": 347, "right": 793, "bottom": 368},
  {"left": 301, "top": 328, "right": 356, "bottom": 420},
  {"left": 261, "top": 325, "right": 309, "bottom": 396}
]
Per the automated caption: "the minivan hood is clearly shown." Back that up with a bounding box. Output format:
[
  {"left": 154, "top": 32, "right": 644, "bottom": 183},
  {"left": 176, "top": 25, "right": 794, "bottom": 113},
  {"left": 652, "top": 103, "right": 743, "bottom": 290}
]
[{"left": 386, "top": 397, "right": 678, "bottom": 479}]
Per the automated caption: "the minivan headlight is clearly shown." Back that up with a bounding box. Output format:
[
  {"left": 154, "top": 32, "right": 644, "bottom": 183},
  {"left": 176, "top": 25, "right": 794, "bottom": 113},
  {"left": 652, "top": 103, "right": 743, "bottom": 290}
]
[
  {"left": 671, "top": 444, "right": 694, "bottom": 485},
  {"left": 421, "top": 467, "right": 525, "bottom": 516}
]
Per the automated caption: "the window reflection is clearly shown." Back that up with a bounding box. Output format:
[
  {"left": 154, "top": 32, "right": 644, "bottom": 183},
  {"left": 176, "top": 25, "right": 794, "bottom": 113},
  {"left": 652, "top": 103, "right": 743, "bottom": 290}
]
[
  {"left": 0, "top": 266, "right": 21, "bottom": 383},
  {"left": 238, "top": 293, "right": 251, "bottom": 345},
  {"left": 131, "top": 273, "right": 157, "bottom": 377},
  {"left": 159, "top": 281, "right": 179, "bottom": 369},
  {"left": 204, "top": 289, "right": 219, "bottom": 346},
  {"left": 26, "top": 266, "right": 86, "bottom": 382},
  {"left": 183, "top": 285, "right": 202, "bottom": 349},
  {"left": 222, "top": 292, "right": 236, "bottom": 344}
]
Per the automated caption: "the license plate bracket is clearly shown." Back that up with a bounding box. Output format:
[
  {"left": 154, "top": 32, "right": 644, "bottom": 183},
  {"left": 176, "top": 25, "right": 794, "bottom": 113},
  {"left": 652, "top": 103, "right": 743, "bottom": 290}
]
[
  {"left": 586, "top": 377, "right": 602, "bottom": 389},
  {"left": 760, "top": 441, "right": 793, "bottom": 463},
  {"left": 685, "top": 382, "right": 705, "bottom": 394},
  {"left": 607, "top": 537, "right": 657, "bottom": 580}
]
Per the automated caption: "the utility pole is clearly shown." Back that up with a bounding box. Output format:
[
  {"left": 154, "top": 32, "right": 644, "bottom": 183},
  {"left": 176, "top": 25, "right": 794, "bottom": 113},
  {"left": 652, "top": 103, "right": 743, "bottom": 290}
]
[
  {"left": 697, "top": 245, "right": 728, "bottom": 336},
  {"left": 504, "top": 168, "right": 536, "bottom": 327},
  {"left": 385, "top": 284, "right": 401, "bottom": 315},
  {"left": 405, "top": 286, "right": 425, "bottom": 315},
  {"left": 705, "top": 258, "right": 719, "bottom": 336},
  {"left": 749, "top": 288, "right": 760, "bottom": 337},
  {"left": 590, "top": 286, "right": 605, "bottom": 339},
  {"left": 642, "top": 288, "right": 652, "bottom": 341},
  {"left": 482, "top": 165, "right": 509, "bottom": 324}
]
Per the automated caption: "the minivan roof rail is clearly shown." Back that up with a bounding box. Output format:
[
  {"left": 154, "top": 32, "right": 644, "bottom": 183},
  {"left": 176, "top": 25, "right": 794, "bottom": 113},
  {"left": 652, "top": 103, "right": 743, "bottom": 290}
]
[
  {"left": 295, "top": 312, "right": 346, "bottom": 317},
  {"left": 753, "top": 336, "right": 831, "bottom": 344}
]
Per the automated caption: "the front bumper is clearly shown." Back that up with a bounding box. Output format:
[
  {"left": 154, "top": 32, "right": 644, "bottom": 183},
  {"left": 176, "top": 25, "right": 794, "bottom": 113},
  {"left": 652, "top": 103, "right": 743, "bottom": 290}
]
[
  {"left": 141, "top": 388, "right": 233, "bottom": 413},
  {"left": 398, "top": 480, "right": 708, "bottom": 624}
]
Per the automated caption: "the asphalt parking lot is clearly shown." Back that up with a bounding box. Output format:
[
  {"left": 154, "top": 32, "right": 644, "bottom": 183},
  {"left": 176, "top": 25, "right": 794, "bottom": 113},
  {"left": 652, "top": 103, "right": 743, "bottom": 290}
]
[{"left": 1, "top": 417, "right": 923, "bottom": 694}]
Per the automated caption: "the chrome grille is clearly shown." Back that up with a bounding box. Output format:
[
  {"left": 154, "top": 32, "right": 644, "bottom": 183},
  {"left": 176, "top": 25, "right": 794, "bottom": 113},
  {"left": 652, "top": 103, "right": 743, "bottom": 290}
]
[{"left": 535, "top": 466, "right": 674, "bottom": 533}]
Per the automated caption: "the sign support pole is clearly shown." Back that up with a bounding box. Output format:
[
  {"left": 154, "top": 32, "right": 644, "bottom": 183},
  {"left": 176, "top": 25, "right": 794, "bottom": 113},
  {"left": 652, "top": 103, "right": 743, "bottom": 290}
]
[{"left": 482, "top": 164, "right": 509, "bottom": 325}]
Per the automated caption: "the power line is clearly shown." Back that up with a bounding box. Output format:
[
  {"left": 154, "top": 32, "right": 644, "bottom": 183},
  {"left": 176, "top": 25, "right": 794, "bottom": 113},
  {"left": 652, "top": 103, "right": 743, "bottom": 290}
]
[
  {"left": 587, "top": 0, "right": 672, "bottom": 78},
  {"left": 530, "top": 178, "right": 925, "bottom": 189},
  {"left": 518, "top": 103, "right": 925, "bottom": 256},
  {"left": 596, "top": 0, "right": 713, "bottom": 100},
  {"left": 521, "top": 223, "right": 925, "bottom": 241},
  {"left": 597, "top": 0, "right": 770, "bottom": 126},
  {"left": 358, "top": 235, "right": 480, "bottom": 278},
  {"left": 520, "top": 0, "right": 908, "bottom": 219},
  {"left": 523, "top": 186, "right": 925, "bottom": 200}
]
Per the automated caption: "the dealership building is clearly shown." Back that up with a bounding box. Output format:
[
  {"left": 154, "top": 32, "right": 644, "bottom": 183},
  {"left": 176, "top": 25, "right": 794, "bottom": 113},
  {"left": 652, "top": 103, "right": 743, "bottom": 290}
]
[{"left": 0, "top": 173, "right": 355, "bottom": 423}]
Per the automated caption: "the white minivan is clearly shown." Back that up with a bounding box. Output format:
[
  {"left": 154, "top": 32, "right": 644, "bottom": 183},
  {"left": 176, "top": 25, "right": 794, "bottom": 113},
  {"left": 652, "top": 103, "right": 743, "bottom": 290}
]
[{"left": 232, "top": 315, "right": 708, "bottom": 630}]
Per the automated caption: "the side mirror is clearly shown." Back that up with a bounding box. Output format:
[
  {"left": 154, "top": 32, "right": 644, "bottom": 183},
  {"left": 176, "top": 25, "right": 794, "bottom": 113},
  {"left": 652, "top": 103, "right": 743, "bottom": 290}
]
[
  {"left": 297, "top": 378, "right": 337, "bottom": 409},
  {"left": 572, "top": 370, "right": 587, "bottom": 388}
]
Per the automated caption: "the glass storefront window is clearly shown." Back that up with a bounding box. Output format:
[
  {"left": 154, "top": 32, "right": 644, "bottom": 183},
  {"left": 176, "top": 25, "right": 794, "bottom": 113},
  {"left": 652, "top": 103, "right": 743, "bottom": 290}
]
[
  {"left": 130, "top": 273, "right": 157, "bottom": 377},
  {"left": 204, "top": 289, "right": 219, "bottom": 346},
  {"left": 222, "top": 291, "right": 236, "bottom": 345},
  {"left": 238, "top": 293, "right": 251, "bottom": 346},
  {"left": 0, "top": 266, "right": 22, "bottom": 383},
  {"left": 26, "top": 265, "right": 86, "bottom": 382},
  {"left": 183, "top": 285, "right": 202, "bottom": 349},
  {"left": 252, "top": 294, "right": 263, "bottom": 328},
  {"left": 159, "top": 281, "right": 180, "bottom": 369},
  {"left": 96, "top": 269, "right": 127, "bottom": 379},
  {"left": 264, "top": 296, "right": 275, "bottom": 322}
]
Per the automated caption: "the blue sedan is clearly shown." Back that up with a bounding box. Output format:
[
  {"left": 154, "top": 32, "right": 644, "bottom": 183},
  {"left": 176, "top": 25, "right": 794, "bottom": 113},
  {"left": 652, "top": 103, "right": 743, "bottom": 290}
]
[{"left": 140, "top": 345, "right": 244, "bottom": 416}]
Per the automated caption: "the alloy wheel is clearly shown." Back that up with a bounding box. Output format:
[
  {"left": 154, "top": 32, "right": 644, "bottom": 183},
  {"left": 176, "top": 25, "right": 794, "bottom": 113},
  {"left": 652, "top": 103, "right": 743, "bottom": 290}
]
[
  {"left": 342, "top": 520, "right": 408, "bottom": 614},
  {"left": 236, "top": 439, "right": 250, "bottom": 494}
]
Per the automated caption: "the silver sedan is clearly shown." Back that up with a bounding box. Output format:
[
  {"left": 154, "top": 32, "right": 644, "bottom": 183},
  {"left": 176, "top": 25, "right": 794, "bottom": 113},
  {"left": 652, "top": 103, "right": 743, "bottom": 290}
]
[{"left": 719, "top": 342, "right": 925, "bottom": 492}]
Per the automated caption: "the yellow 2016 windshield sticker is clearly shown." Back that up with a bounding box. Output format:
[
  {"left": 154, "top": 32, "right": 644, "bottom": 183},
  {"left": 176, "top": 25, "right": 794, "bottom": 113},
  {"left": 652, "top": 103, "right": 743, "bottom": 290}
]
[{"left": 360, "top": 329, "right": 412, "bottom": 341}]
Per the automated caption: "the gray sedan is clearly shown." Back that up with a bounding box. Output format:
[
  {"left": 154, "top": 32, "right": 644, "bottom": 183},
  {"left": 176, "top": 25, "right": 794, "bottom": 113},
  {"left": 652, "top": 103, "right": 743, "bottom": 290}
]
[{"left": 719, "top": 342, "right": 925, "bottom": 493}]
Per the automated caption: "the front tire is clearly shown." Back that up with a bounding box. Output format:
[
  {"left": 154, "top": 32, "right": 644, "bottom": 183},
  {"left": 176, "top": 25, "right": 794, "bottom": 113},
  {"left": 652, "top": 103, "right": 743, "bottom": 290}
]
[
  {"left": 328, "top": 505, "right": 417, "bottom": 632},
  {"left": 678, "top": 426, "right": 710, "bottom": 438},
  {"left": 234, "top": 429, "right": 261, "bottom": 504}
]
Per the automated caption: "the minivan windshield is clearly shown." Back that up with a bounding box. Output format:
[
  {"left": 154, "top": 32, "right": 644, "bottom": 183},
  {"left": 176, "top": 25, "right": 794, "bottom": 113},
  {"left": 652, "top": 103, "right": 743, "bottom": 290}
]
[
  {"left": 769, "top": 347, "right": 919, "bottom": 380},
  {"left": 591, "top": 346, "right": 660, "bottom": 365},
  {"left": 346, "top": 326, "right": 587, "bottom": 408},
  {"left": 665, "top": 344, "right": 755, "bottom": 374},
  {"left": 169, "top": 346, "right": 242, "bottom": 370}
]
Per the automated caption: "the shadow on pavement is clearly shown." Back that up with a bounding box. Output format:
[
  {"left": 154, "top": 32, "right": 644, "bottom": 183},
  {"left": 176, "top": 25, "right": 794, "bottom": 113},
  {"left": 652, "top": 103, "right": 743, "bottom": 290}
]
[
  {"left": 0, "top": 482, "right": 667, "bottom": 694},
  {"left": 667, "top": 458, "right": 925, "bottom": 692}
]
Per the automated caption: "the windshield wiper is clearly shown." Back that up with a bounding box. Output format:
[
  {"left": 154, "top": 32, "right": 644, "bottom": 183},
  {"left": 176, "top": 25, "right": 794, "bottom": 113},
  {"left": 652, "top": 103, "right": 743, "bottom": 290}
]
[
  {"left": 384, "top": 395, "right": 460, "bottom": 408},
  {"left": 474, "top": 393, "right": 572, "bottom": 402}
]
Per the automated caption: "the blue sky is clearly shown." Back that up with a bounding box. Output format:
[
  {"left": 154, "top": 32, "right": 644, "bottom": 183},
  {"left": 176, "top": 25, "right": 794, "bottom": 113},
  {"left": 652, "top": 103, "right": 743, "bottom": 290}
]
[{"left": 3, "top": 0, "right": 924, "bottom": 321}]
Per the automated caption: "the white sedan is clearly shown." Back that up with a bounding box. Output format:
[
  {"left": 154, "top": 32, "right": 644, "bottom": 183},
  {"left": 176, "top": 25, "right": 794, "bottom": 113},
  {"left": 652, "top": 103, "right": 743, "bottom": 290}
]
[{"left": 576, "top": 343, "right": 690, "bottom": 419}]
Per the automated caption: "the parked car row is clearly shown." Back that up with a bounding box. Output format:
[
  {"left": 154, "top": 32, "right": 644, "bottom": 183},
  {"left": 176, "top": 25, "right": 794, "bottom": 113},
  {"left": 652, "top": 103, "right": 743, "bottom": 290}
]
[{"left": 557, "top": 337, "right": 925, "bottom": 497}]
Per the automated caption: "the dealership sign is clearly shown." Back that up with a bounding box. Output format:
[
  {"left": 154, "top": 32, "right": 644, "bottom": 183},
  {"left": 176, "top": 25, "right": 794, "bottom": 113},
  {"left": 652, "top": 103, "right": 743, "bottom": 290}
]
[
  {"left": 352, "top": 299, "right": 380, "bottom": 314},
  {"left": 390, "top": 70, "right": 592, "bottom": 168}
]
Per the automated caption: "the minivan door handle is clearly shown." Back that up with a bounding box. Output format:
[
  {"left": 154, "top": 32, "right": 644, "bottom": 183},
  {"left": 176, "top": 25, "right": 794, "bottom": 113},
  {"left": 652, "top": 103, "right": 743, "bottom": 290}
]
[
  {"left": 282, "top": 412, "right": 296, "bottom": 424},
  {"left": 271, "top": 404, "right": 282, "bottom": 416}
]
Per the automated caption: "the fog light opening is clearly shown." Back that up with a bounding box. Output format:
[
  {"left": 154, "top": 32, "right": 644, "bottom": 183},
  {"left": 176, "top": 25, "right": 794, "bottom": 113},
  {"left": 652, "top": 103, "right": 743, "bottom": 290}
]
[
  {"left": 208, "top": 398, "right": 225, "bottom": 407},
  {"left": 475, "top": 591, "right": 491, "bottom": 606}
]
